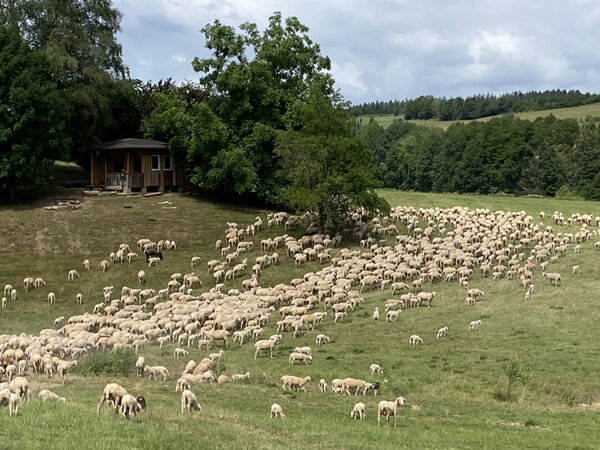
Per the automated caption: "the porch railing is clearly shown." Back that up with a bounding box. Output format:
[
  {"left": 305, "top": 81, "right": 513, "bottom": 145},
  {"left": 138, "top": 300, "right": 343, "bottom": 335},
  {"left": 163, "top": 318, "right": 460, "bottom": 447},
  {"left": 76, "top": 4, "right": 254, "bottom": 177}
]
[{"left": 105, "top": 172, "right": 143, "bottom": 189}]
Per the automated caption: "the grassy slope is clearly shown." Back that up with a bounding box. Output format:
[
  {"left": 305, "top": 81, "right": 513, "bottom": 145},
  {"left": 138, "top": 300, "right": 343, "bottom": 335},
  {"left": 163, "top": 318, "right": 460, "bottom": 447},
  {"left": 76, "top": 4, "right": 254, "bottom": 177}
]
[
  {"left": 1, "top": 190, "right": 600, "bottom": 449},
  {"left": 358, "top": 102, "right": 600, "bottom": 129}
]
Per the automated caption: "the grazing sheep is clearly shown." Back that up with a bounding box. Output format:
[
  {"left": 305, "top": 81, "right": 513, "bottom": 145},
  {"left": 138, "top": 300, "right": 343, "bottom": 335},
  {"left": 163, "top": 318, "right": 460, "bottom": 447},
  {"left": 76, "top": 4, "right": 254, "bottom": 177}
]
[
  {"left": 319, "top": 379, "right": 328, "bottom": 393},
  {"left": 176, "top": 377, "right": 191, "bottom": 393},
  {"left": 135, "top": 357, "right": 145, "bottom": 377},
  {"left": 4, "top": 284, "right": 14, "bottom": 296},
  {"left": 377, "top": 397, "right": 406, "bottom": 427},
  {"left": 67, "top": 269, "right": 80, "bottom": 281},
  {"left": 231, "top": 372, "right": 251, "bottom": 381},
  {"left": 137, "top": 270, "right": 146, "bottom": 285},
  {"left": 0, "top": 389, "right": 20, "bottom": 416},
  {"left": 364, "top": 382, "right": 380, "bottom": 396},
  {"left": 437, "top": 326, "right": 449, "bottom": 339},
  {"left": 341, "top": 378, "right": 367, "bottom": 396},
  {"left": 76, "top": 293, "right": 83, "bottom": 305},
  {"left": 148, "top": 257, "right": 161, "bottom": 267},
  {"left": 127, "top": 252, "right": 138, "bottom": 263},
  {"left": 119, "top": 394, "right": 146, "bottom": 419},
  {"left": 409, "top": 335, "right": 423, "bottom": 345},
  {"left": 191, "top": 256, "right": 201, "bottom": 267},
  {"left": 209, "top": 349, "right": 224, "bottom": 364},
  {"left": 351, "top": 402, "right": 366, "bottom": 420},
  {"left": 469, "top": 320, "right": 481, "bottom": 331},
  {"left": 294, "top": 346, "right": 312, "bottom": 356},
  {"left": 10, "top": 289, "right": 17, "bottom": 302},
  {"left": 280, "top": 375, "right": 311, "bottom": 392},
  {"left": 289, "top": 352, "right": 312, "bottom": 365},
  {"left": 370, "top": 364, "right": 384, "bottom": 375},
  {"left": 254, "top": 339, "right": 277, "bottom": 359},
  {"left": 146, "top": 366, "right": 169, "bottom": 381},
  {"left": 386, "top": 310, "right": 401, "bottom": 322},
  {"left": 572, "top": 265, "right": 581, "bottom": 274},
  {"left": 38, "top": 389, "right": 66, "bottom": 403},
  {"left": 1, "top": 297, "right": 6, "bottom": 309},
  {"left": 181, "top": 389, "right": 202, "bottom": 414},
  {"left": 97, "top": 383, "right": 128, "bottom": 413},
  {"left": 464, "top": 296, "right": 476, "bottom": 306},
  {"left": 542, "top": 272, "right": 561, "bottom": 286},
  {"left": 315, "top": 334, "right": 330, "bottom": 346},
  {"left": 372, "top": 307, "right": 380, "bottom": 320},
  {"left": 174, "top": 348, "right": 189, "bottom": 358},
  {"left": 270, "top": 403, "right": 285, "bottom": 419},
  {"left": 47, "top": 292, "right": 56, "bottom": 304},
  {"left": 100, "top": 260, "right": 110, "bottom": 272}
]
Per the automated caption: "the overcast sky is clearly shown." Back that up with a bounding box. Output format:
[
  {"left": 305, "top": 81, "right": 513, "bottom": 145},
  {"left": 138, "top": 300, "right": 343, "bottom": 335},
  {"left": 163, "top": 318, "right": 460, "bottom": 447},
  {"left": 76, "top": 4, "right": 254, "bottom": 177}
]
[{"left": 113, "top": 0, "right": 600, "bottom": 105}]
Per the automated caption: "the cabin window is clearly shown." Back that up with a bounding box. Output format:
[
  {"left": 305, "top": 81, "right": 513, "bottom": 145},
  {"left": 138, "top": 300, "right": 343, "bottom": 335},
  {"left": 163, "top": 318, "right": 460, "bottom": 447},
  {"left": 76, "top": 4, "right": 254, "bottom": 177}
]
[
  {"left": 163, "top": 155, "right": 172, "bottom": 171},
  {"left": 151, "top": 155, "right": 160, "bottom": 171}
]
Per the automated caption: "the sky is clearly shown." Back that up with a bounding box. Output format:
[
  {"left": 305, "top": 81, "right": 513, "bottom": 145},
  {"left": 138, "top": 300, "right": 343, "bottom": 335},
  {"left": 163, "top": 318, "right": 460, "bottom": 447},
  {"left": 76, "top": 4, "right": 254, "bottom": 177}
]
[{"left": 113, "top": 0, "right": 600, "bottom": 105}]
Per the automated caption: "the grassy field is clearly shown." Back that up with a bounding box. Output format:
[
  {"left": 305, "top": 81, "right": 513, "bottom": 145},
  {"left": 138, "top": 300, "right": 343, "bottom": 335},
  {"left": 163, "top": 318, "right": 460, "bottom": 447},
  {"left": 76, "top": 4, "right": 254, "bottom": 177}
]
[
  {"left": 358, "top": 102, "right": 600, "bottom": 129},
  {"left": 1, "top": 189, "right": 600, "bottom": 449}
]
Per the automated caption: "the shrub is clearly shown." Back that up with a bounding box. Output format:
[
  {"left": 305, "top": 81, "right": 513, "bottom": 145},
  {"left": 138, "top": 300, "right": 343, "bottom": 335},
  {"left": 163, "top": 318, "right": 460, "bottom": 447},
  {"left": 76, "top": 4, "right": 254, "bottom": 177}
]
[{"left": 72, "top": 350, "right": 136, "bottom": 377}]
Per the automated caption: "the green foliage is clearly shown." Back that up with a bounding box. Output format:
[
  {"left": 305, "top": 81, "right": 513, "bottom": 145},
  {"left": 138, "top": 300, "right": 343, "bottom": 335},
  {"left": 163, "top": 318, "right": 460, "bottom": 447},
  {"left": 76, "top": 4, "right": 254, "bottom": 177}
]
[
  {"left": 0, "top": 27, "right": 67, "bottom": 196},
  {"left": 72, "top": 350, "right": 136, "bottom": 377},
  {"left": 501, "top": 357, "right": 532, "bottom": 402}
]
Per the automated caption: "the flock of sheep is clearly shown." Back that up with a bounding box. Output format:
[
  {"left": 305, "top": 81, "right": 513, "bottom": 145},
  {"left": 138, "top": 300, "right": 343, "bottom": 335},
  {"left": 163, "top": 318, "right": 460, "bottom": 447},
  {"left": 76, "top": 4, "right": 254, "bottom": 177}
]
[{"left": 1, "top": 203, "right": 597, "bottom": 427}]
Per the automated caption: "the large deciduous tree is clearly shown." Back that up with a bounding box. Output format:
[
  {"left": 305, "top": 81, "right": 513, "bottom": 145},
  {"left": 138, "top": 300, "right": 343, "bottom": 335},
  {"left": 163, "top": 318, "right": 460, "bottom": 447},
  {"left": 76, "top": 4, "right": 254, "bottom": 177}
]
[{"left": 0, "top": 27, "right": 67, "bottom": 198}]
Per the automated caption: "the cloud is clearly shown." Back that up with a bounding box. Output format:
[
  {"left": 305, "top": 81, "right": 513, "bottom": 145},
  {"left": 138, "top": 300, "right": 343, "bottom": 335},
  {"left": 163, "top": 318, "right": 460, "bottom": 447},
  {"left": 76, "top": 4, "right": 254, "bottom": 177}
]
[{"left": 113, "top": 0, "right": 600, "bottom": 103}]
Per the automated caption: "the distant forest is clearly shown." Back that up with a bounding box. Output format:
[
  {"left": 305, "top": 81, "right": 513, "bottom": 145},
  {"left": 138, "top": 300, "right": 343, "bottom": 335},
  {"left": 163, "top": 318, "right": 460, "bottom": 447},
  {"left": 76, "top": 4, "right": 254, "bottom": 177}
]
[
  {"left": 360, "top": 114, "right": 600, "bottom": 200},
  {"left": 350, "top": 90, "right": 600, "bottom": 120}
]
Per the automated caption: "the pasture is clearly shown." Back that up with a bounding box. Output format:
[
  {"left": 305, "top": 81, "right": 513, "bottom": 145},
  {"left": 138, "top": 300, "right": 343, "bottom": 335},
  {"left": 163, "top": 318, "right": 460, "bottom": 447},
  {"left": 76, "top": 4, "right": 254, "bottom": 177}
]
[
  {"left": 358, "top": 102, "right": 600, "bottom": 129},
  {"left": 1, "top": 190, "right": 600, "bottom": 449}
]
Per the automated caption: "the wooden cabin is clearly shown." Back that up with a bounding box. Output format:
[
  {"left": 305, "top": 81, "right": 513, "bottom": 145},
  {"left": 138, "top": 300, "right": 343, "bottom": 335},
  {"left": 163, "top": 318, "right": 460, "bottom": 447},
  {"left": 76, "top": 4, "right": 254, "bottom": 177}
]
[{"left": 90, "top": 138, "right": 185, "bottom": 194}]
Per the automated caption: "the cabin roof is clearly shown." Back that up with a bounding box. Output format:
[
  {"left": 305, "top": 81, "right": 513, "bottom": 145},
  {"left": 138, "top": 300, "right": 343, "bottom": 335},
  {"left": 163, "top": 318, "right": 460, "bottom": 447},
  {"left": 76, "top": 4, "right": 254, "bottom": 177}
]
[{"left": 95, "top": 138, "right": 168, "bottom": 151}]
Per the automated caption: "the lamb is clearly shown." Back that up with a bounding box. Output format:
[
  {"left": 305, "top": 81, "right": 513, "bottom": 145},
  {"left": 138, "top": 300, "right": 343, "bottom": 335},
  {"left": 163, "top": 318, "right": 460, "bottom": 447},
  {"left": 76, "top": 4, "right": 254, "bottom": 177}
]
[
  {"left": 341, "top": 378, "right": 367, "bottom": 396},
  {"left": 364, "top": 382, "right": 380, "bottom": 396},
  {"left": 1, "top": 297, "right": 6, "bottom": 309},
  {"left": 47, "top": 292, "right": 56, "bottom": 304},
  {"left": 377, "top": 396, "right": 406, "bottom": 427},
  {"left": 467, "top": 288, "right": 485, "bottom": 299},
  {"left": 351, "top": 402, "right": 366, "bottom": 420},
  {"left": 254, "top": 339, "right": 278, "bottom": 359},
  {"left": 231, "top": 372, "right": 251, "bottom": 381},
  {"left": 386, "top": 310, "right": 401, "bottom": 322},
  {"left": 10, "top": 289, "right": 17, "bottom": 302},
  {"left": 191, "top": 256, "right": 201, "bottom": 267},
  {"left": 270, "top": 403, "right": 285, "bottom": 419},
  {"left": 100, "top": 259, "right": 110, "bottom": 272},
  {"left": 542, "top": 272, "right": 561, "bottom": 286},
  {"left": 119, "top": 394, "right": 146, "bottom": 419},
  {"left": 75, "top": 292, "right": 83, "bottom": 305},
  {"left": 409, "top": 335, "right": 423, "bottom": 345},
  {"left": 315, "top": 334, "right": 330, "bottom": 346},
  {"left": 174, "top": 348, "right": 189, "bottom": 358},
  {"left": 372, "top": 307, "right": 380, "bottom": 320},
  {"left": 3, "top": 284, "right": 14, "bottom": 296},
  {"left": 97, "top": 383, "right": 128, "bottom": 413},
  {"left": 294, "top": 346, "right": 312, "bottom": 356},
  {"left": 135, "top": 356, "right": 145, "bottom": 377},
  {"left": 146, "top": 365, "right": 169, "bottom": 381},
  {"left": 137, "top": 270, "right": 146, "bottom": 285},
  {"left": 469, "top": 320, "right": 481, "bottom": 331},
  {"left": 38, "top": 389, "right": 66, "bottom": 403},
  {"left": 319, "top": 379, "right": 328, "bottom": 392},
  {"left": 176, "top": 377, "right": 191, "bottom": 393},
  {"left": 280, "top": 375, "right": 311, "bottom": 392},
  {"left": 148, "top": 256, "right": 161, "bottom": 267},
  {"left": 209, "top": 349, "right": 224, "bottom": 364},
  {"left": 370, "top": 363, "right": 384, "bottom": 375},
  {"left": 289, "top": 352, "right": 312, "bottom": 365},
  {"left": 67, "top": 269, "right": 80, "bottom": 281},
  {"left": 437, "top": 326, "right": 449, "bottom": 339},
  {"left": 181, "top": 389, "right": 202, "bottom": 413},
  {"left": 0, "top": 389, "right": 20, "bottom": 416},
  {"left": 127, "top": 252, "right": 138, "bottom": 263},
  {"left": 572, "top": 265, "right": 581, "bottom": 275}
]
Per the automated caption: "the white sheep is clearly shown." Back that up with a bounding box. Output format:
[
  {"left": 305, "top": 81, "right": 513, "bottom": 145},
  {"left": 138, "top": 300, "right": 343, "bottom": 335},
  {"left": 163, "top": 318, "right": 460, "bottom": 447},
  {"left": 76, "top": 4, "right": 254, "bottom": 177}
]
[
  {"left": 135, "top": 356, "right": 145, "bottom": 377},
  {"left": 351, "top": 402, "right": 366, "bottom": 420},
  {"left": 176, "top": 377, "right": 191, "bottom": 393},
  {"left": 119, "top": 394, "right": 146, "bottom": 419},
  {"left": 572, "top": 265, "right": 581, "bottom": 274},
  {"left": 3, "top": 284, "right": 13, "bottom": 296},
  {"left": 47, "top": 292, "right": 56, "bottom": 304},
  {"left": 209, "top": 349, "right": 224, "bottom": 364},
  {"left": 370, "top": 363, "right": 384, "bottom": 375},
  {"left": 38, "top": 389, "right": 66, "bottom": 403},
  {"left": 10, "top": 289, "right": 17, "bottom": 302},
  {"left": 146, "top": 365, "right": 169, "bottom": 381},
  {"left": 377, "top": 397, "right": 406, "bottom": 427},
  {"left": 82, "top": 259, "right": 90, "bottom": 270},
  {"left": 319, "top": 379, "right": 328, "bottom": 393},
  {"left": 100, "top": 259, "right": 110, "bottom": 272},
  {"left": 231, "top": 372, "right": 251, "bottom": 381},
  {"left": 0, "top": 389, "right": 20, "bottom": 416},
  {"left": 293, "top": 346, "right": 312, "bottom": 356},
  {"left": 437, "top": 326, "right": 449, "bottom": 339},
  {"left": 331, "top": 379, "right": 345, "bottom": 394},
  {"left": 372, "top": 307, "right": 380, "bottom": 320},
  {"left": 137, "top": 270, "right": 146, "bottom": 285},
  {"left": 270, "top": 403, "right": 285, "bottom": 419},
  {"left": 289, "top": 352, "right": 312, "bottom": 365},
  {"left": 409, "top": 335, "right": 423, "bottom": 345},
  {"left": 315, "top": 334, "right": 330, "bottom": 346},
  {"left": 76, "top": 293, "right": 83, "bottom": 305},
  {"left": 1, "top": 297, "right": 6, "bottom": 309},
  {"left": 254, "top": 339, "right": 277, "bottom": 359},
  {"left": 97, "top": 383, "right": 128, "bottom": 413},
  {"left": 181, "top": 389, "right": 202, "bottom": 413},
  {"left": 174, "top": 348, "right": 189, "bottom": 358},
  {"left": 386, "top": 310, "right": 401, "bottom": 322},
  {"left": 191, "top": 256, "right": 201, "bottom": 267},
  {"left": 127, "top": 252, "right": 138, "bottom": 263},
  {"left": 469, "top": 320, "right": 481, "bottom": 331},
  {"left": 67, "top": 269, "right": 80, "bottom": 281},
  {"left": 280, "top": 375, "right": 311, "bottom": 392}
]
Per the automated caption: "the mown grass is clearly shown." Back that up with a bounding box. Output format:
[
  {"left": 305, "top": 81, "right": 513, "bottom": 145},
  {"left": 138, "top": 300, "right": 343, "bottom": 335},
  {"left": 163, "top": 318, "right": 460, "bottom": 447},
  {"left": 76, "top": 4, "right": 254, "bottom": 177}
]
[
  {"left": 358, "top": 102, "right": 600, "bottom": 129},
  {"left": 1, "top": 189, "right": 600, "bottom": 449}
]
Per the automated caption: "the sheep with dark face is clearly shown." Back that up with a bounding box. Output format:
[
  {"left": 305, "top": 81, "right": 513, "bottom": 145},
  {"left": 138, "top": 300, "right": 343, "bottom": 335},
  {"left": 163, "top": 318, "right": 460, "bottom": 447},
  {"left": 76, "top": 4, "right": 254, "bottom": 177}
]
[
  {"left": 119, "top": 394, "right": 146, "bottom": 419},
  {"left": 144, "top": 249, "right": 163, "bottom": 262}
]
